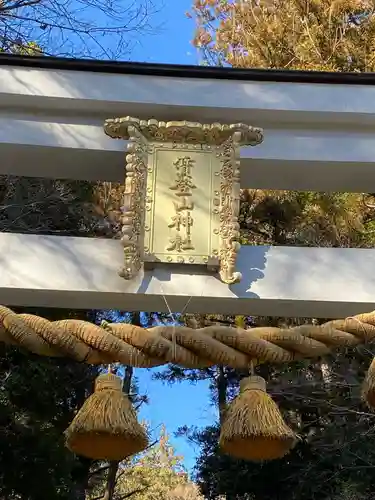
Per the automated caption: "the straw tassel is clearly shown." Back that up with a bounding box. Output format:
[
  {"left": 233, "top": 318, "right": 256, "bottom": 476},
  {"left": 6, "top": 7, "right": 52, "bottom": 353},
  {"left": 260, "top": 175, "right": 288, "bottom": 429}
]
[
  {"left": 362, "top": 357, "right": 375, "bottom": 409},
  {"left": 65, "top": 372, "right": 148, "bottom": 460},
  {"left": 219, "top": 375, "right": 297, "bottom": 461}
]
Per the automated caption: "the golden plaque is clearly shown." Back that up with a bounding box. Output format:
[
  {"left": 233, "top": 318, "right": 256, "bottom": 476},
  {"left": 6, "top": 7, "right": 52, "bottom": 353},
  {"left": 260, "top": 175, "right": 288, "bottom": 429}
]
[{"left": 104, "top": 117, "right": 263, "bottom": 284}]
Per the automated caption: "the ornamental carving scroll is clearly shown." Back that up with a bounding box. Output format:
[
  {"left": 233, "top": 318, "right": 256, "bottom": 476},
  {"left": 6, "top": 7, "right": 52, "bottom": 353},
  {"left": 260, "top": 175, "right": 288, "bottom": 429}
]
[{"left": 104, "top": 117, "right": 264, "bottom": 284}]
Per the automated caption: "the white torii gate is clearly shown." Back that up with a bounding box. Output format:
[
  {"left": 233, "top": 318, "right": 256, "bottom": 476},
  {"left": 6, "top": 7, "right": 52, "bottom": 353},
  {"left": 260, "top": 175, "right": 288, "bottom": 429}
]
[{"left": 1, "top": 55, "right": 375, "bottom": 318}]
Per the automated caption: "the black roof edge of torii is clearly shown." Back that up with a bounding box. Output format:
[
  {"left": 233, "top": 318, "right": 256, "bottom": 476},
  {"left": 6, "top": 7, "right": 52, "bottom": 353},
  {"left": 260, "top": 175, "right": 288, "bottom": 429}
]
[{"left": 1, "top": 53, "right": 375, "bottom": 85}]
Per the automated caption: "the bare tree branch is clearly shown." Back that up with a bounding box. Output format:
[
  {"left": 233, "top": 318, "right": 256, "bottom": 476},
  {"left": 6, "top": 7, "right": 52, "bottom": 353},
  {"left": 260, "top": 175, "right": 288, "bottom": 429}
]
[{"left": 0, "top": 0, "right": 163, "bottom": 58}]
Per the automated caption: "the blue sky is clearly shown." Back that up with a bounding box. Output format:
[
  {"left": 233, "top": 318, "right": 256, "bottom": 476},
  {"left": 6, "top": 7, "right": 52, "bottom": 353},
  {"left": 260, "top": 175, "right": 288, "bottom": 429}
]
[
  {"left": 130, "top": 0, "right": 199, "bottom": 66},
  {"left": 137, "top": 368, "right": 216, "bottom": 472},
  {"left": 126, "top": 2, "right": 215, "bottom": 474}
]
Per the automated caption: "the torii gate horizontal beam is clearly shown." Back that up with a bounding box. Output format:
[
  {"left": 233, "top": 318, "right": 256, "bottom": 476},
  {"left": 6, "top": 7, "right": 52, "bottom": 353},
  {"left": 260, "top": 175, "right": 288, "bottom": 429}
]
[
  {"left": 1, "top": 118, "right": 374, "bottom": 192},
  {"left": 1, "top": 231, "right": 374, "bottom": 319},
  {"left": 2, "top": 64, "right": 375, "bottom": 192}
]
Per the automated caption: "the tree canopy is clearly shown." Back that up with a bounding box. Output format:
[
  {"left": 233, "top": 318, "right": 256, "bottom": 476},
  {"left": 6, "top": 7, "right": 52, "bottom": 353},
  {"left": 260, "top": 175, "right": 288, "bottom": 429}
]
[
  {"left": 0, "top": 308, "right": 99, "bottom": 500},
  {"left": 190, "top": 0, "right": 375, "bottom": 71},
  {"left": 87, "top": 425, "right": 202, "bottom": 500}
]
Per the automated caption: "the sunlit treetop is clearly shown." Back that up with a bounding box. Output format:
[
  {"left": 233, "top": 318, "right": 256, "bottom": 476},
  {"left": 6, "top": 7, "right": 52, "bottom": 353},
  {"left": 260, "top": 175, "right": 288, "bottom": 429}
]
[{"left": 188, "top": 0, "right": 375, "bottom": 71}]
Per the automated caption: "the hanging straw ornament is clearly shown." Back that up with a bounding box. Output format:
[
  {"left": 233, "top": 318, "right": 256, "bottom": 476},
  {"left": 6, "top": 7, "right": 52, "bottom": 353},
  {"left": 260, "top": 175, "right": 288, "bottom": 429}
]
[
  {"left": 65, "top": 372, "right": 149, "bottom": 460},
  {"left": 219, "top": 375, "right": 297, "bottom": 461},
  {"left": 362, "top": 357, "right": 375, "bottom": 409}
]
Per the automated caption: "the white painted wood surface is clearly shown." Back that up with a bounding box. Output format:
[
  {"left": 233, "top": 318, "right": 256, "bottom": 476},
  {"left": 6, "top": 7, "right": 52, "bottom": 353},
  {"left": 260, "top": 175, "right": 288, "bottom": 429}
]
[
  {"left": 0, "top": 232, "right": 374, "bottom": 318},
  {"left": 1, "top": 66, "right": 375, "bottom": 127}
]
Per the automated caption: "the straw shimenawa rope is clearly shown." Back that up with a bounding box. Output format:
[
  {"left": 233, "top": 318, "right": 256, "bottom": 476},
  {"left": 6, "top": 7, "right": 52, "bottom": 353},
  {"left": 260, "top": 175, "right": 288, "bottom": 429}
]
[
  {"left": 219, "top": 375, "right": 298, "bottom": 461},
  {"left": 65, "top": 372, "right": 149, "bottom": 461},
  {"left": 0, "top": 305, "right": 374, "bottom": 368},
  {"left": 4, "top": 305, "right": 375, "bottom": 462}
]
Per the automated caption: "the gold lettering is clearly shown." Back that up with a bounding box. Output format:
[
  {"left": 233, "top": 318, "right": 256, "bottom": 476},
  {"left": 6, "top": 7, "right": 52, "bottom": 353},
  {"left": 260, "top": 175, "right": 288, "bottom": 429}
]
[
  {"left": 167, "top": 157, "right": 196, "bottom": 253},
  {"left": 169, "top": 157, "right": 196, "bottom": 197}
]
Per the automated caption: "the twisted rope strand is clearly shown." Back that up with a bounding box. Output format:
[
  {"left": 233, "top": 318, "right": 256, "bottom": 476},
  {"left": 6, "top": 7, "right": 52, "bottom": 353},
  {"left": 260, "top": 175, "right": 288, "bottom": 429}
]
[{"left": 1, "top": 305, "right": 375, "bottom": 368}]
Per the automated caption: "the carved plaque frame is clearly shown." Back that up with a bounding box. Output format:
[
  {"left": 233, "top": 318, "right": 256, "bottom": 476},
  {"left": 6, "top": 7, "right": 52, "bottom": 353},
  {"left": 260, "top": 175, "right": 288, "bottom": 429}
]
[{"left": 104, "top": 117, "right": 264, "bottom": 284}]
